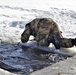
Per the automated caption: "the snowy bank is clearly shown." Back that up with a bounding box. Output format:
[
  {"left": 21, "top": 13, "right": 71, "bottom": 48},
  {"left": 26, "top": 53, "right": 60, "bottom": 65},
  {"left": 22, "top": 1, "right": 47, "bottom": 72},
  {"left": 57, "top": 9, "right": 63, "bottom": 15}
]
[{"left": 0, "top": 68, "right": 16, "bottom": 75}]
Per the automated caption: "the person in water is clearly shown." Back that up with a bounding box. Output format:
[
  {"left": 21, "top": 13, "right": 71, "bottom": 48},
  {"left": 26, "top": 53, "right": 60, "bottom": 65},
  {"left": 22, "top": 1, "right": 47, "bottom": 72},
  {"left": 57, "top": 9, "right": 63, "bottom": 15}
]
[{"left": 21, "top": 18, "right": 76, "bottom": 49}]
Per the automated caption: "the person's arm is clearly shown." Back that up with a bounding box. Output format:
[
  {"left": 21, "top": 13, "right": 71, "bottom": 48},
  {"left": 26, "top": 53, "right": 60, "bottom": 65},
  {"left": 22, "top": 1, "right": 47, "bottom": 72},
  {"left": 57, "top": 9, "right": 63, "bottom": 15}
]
[
  {"left": 59, "top": 38, "right": 76, "bottom": 48},
  {"left": 21, "top": 23, "right": 30, "bottom": 43}
]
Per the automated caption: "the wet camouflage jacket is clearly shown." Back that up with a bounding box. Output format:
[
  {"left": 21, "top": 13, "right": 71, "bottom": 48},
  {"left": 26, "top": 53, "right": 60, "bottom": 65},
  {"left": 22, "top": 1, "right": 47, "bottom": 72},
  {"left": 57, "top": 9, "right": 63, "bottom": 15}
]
[{"left": 21, "top": 18, "right": 75, "bottom": 48}]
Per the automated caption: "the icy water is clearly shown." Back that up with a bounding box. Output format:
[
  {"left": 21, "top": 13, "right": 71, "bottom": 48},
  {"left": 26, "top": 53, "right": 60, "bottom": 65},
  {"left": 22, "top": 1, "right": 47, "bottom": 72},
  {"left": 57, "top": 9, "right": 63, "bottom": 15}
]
[{"left": 0, "top": 43, "right": 73, "bottom": 75}]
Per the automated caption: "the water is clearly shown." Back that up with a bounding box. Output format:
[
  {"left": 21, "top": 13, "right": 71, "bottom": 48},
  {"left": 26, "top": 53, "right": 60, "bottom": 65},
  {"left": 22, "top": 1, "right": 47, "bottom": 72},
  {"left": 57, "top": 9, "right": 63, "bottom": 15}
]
[{"left": 0, "top": 43, "right": 72, "bottom": 75}]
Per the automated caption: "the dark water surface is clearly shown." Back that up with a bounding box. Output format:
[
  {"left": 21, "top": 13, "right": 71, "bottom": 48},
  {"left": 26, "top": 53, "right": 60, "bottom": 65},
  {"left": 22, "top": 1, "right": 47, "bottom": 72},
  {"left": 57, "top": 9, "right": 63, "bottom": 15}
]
[{"left": 0, "top": 43, "right": 70, "bottom": 75}]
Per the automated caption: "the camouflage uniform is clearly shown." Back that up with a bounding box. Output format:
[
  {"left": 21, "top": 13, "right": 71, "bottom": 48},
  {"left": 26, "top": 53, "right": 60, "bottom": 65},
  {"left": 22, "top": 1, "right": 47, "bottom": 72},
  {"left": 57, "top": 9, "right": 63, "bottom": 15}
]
[
  {"left": 59, "top": 38, "right": 76, "bottom": 48},
  {"left": 21, "top": 18, "right": 76, "bottom": 49}
]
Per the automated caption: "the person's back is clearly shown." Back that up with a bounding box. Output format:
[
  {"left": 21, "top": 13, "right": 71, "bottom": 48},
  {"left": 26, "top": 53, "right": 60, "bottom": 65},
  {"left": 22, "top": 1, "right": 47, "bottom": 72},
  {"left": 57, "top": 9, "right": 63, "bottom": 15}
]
[{"left": 29, "top": 18, "right": 62, "bottom": 37}]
